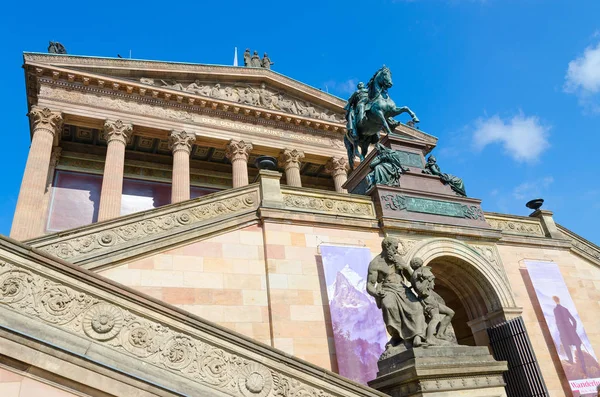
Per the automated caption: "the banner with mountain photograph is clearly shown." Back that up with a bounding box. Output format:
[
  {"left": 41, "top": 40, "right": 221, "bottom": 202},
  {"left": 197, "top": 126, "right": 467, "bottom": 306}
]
[
  {"left": 320, "top": 245, "right": 387, "bottom": 385},
  {"left": 526, "top": 260, "right": 600, "bottom": 395}
]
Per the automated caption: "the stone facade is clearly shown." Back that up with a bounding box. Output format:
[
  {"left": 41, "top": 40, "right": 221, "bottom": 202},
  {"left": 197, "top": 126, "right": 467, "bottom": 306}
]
[{"left": 4, "top": 52, "right": 599, "bottom": 397}]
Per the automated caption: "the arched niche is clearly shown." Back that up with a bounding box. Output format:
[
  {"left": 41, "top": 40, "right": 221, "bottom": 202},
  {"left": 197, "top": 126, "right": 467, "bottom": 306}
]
[{"left": 406, "top": 237, "right": 521, "bottom": 347}]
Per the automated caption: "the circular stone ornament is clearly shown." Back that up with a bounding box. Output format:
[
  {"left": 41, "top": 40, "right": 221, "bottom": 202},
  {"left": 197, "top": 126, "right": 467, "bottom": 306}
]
[
  {"left": 238, "top": 363, "right": 273, "bottom": 397},
  {"left": 83, "top": 303, "right": 124, "bottom": 341}
]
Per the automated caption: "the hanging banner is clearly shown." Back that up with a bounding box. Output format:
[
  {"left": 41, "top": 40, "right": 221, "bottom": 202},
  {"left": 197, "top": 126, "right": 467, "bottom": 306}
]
[
  {"left": 525, "top": 260, "right": 600, "bottom": 395},
  {"left": 320, "top": 245, "right": 387, "bottom": 385}
]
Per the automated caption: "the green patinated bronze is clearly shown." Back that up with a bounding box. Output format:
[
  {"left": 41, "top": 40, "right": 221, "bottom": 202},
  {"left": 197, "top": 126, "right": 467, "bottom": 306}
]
[
  {"left": 392, "top": 150, "right": 424, "bottom": 168},
  {"left": 344, "top": 66, "right": 420, "bottom": 170},
  {"left": 381, "top": 194, "right": 483, "bottom": 220},
  {"left": 367, "top": 144, "right": 410, "bottom": 188},
  {"left": 422, "top": 155, "right": 467, "bottom": 197}
]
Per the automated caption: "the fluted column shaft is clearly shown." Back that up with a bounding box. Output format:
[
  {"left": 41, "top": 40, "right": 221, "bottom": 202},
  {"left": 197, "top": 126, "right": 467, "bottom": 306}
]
[
  {"left": 225, "top": 140, "right": 253, "bottom": 188},
  {"left": 279, "top": 148, "right": 304, "bottom": 187},
  {"left": 169, "top": 130, "right": 196, "bottom": 203},
  {"left": 98, "top": 120, "right": 133, "bottom": 222},
  {"left": 326, "top": 157, "right": 349, "bottom": 193},
  {"left": 11, "top": 106, "right": 63, "bottom": 240}
]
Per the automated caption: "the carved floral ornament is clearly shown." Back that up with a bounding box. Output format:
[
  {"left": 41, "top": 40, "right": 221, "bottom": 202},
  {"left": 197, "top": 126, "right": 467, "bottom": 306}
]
[
  {"left": 168, "top": 130, "right": 196, "bottom": 154},
  {"left": 39, "top": 193, "right": 258, "bottom": 261},
  {"left": 282, "top": 193, "right": 373, "bottom": 217},
  {"left": 325, "top": 157, "right": 348, "bottom": 177},
  {"left": 0, "top": 261, "right": 337, "bottom": 397},
  {"left": 486, "top": 217, "right": 544, "bottom": 237},
  {"left": 279, "top": 148, "right": 305, "bottom": 168},
  {"left": 103, "top": 119, "right": 133, "bottom": 145},
  {"left": 225, "top": 140, "right": 254, "bottom": 162},
  {"left": 28, "top": 106, "right": 63, "bottom": 134}
]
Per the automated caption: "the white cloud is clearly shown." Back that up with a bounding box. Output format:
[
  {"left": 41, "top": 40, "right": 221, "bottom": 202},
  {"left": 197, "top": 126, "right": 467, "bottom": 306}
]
[
  {"left": 513, "top": 176, "right": 554, "bottom": 200},
  {"left": 471, "top": 113, "right": 550, "bottom": 163},
  {"left": 564, "top": 40, "right": 600, "bottom": 112},
  {"left": 565, "top": 41, "right": 600, "bottom": 94},
  {"left": 324, "top": 79, "right": 358, "bottom": 96}
]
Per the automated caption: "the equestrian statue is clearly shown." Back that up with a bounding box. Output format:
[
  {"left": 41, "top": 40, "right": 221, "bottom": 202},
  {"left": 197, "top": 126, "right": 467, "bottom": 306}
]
[{"left": 344, "top": 65, "right": 419, "bottom": 170}]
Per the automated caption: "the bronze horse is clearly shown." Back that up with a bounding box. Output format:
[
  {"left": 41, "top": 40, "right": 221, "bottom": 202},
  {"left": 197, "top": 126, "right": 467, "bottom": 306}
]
[{"left": 344, "top": 66, "right": 419, "bottom": 170}]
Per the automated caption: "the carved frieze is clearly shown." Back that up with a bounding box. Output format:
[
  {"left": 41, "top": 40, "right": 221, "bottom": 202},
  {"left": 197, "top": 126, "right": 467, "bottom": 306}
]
[
  {"left": 38, "top": 193, "right": 258, "bottom": 261},
  {"left": 40, "top": 86, "right": 345, "bottom": 150},
  {"left": 486, "top": 217, "right": 544, "bottom": 237},
  {"left": 282, "top": 193, "right": 374, "bottom": 217},
  {"left": 381, "top": 194, "right": 484, "bottom": 220},
  {"left": 0, "top": 260, "right": 335, "bottom": 397},
  {"left": 139, "top": 78, "right": 344, "bottom": 123}
]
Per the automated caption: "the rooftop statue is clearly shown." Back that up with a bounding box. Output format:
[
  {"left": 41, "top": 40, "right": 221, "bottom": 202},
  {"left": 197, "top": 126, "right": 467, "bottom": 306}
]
[
  {"left": 250, "top": 51, "right": 262, "bottom": 68},
  {"left": 344, "top": 66, "right": 420, "bottom": 170},
  {"left": 48, "top": 41, "right": 67, "bottom": 54},
  {"left": 422, "top": 155, "right": 467, "bottom": 197},
  {"left": 261, "top": 53, "right": 274, "bottom": 69},
  {"left": 243, "top": 49, "right": 251, "bottom": 67}
]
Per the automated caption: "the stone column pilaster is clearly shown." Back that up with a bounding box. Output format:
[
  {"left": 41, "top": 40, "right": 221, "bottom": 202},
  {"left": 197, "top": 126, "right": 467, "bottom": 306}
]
[
  {"left": 225, "top": 139, "right": 253, "bottom": 188},
  {"left": 326, "top": 157, "right": 349, "bottom": 193},
  {"left": 169, "top": 130, "right": 196, "bottom": 203},
  {"left": 98, "top": 120, "right": 133, "bottom": 222},
  {"left": 10, "top": 106, "right": 63, "bottom": 240},
  {"left": 279, "top": 148, "right": 304, "bottom": 187}
]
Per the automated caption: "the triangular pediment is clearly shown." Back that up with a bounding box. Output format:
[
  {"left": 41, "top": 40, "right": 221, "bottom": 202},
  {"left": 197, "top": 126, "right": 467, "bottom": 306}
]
[{"left": 23, "top": 53, "right": 346, "bottom": 125}]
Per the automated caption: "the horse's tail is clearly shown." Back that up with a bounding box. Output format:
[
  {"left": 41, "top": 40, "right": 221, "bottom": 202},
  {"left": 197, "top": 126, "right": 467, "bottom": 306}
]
[{"left": 344, "top": 133, "right": 356, "bottom": 171}]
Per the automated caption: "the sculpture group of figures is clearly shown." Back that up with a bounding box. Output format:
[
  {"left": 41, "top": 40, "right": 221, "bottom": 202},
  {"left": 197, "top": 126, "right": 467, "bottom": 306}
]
[
  {"left": 344, "top": 66, "right": 420, "bottom": 170},
  {"left": 367, "top": 145, "right": 467, "bottom": 197},
  {"left": 367, "top": 237, "right": 456, "bottom": 355},
  {"left": 139, "top": 78, "right": 344, "bottom": 123},
  {"left": 48, "top": 41, "right": 67, "bottom": 54},
  {"left": 243, "top": 49, "right": 274, "bottom": 69}
]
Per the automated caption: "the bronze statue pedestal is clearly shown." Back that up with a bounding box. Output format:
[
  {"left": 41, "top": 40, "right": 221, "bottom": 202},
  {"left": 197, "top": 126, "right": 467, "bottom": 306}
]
[
  {"left": 368, "top": 346, "right": 508, "bottom": 397},
  {"left": 344, "top": 133, "right": 491, "bottom": 230}
]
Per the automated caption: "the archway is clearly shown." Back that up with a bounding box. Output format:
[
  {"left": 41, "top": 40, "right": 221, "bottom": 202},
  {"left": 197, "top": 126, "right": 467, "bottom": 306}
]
[{"left": 406, "top": 238, "right": 520, "bottom": 347}]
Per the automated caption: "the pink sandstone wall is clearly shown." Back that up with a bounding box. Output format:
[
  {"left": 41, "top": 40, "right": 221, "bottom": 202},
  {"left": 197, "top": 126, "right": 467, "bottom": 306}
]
[
  {"left": 498, "top": 244, "right": 600, "bottom": 397},
  {"left": 0, "top": 367, "right": 80, "bottom": 397},
  {"left": 99, "top": 224, "right": 271, "bottom": 344},
  {"left": 261, "top": 222, "right": 382, "bottom": 370}
]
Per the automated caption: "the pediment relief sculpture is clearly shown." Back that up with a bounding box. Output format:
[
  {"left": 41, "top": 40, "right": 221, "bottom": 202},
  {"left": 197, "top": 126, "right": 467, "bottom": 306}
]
[{"left": 139, "top": 78, "right": 345, "bottom": 123}]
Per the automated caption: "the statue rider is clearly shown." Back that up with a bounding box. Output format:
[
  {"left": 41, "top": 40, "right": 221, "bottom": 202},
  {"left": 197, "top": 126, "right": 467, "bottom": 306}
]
[{"left": 344, "top": 82, "right": 368, "bottom": 141}]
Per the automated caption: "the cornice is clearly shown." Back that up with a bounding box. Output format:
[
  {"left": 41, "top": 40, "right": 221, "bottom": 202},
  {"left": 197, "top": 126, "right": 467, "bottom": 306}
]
[
  {"left": 557, "top": 224, "right": 600, "bottom": 266},
  {"left": 23, "top": 52, "right": 347, "bottom": 108}
]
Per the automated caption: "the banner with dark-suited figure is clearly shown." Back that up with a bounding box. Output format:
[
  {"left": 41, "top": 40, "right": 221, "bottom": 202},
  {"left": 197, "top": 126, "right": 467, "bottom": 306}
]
[{"left": 526, "top": 260, "right": 600, "bottom": 395}]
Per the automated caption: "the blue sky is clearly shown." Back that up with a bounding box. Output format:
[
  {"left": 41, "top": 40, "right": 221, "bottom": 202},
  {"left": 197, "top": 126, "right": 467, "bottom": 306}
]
[{"left": 1, "top": 0, "right": 599, "bottom": 244}]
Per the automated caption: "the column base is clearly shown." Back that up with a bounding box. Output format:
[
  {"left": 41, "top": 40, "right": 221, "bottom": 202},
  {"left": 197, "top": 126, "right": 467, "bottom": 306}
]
[{"left": 368, "top": 346, "right": 508, "bottom": 397}]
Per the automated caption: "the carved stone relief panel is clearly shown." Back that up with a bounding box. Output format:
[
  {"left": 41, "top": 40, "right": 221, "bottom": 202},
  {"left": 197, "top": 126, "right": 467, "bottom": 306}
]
[
  {"left": 0, "top": 260, "right": 337, "bottom": 397},
  {"left": 139, "top": 78, "right": 345, "bottom": 123}
]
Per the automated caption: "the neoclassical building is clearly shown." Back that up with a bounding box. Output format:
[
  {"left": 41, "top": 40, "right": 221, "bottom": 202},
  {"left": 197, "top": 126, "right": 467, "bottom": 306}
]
[{"left": 0, "top": 52, "right": 599, "bottom": 397}]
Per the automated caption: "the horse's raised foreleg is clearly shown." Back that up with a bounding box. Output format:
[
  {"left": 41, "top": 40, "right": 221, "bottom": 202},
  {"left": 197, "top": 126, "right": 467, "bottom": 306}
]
[{"left": 391, "top": 106, "right": 420, "bottom": 123}]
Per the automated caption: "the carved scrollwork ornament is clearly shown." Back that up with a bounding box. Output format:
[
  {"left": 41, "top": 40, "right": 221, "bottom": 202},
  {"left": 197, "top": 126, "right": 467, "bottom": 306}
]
[
  {"left": 83, "top": 303, "right": 124, "bottom": 341},
  {"left": 238, "top": 363, "right": 273, "bottom": 397},
  {"left": 0, "top": 270, "right": 34, "bottom": 304},
  {"left": 28, "top": 106, "right": 63, "bottom": 136},
  {"left": 121, "top": 320, "right": 165, "bottom": 357},
  {"left": 161, "top": 335, "right": 196, "bottom": 370},
  {"left": 38, "top": 283, "right": 95, "bottom": 325}
]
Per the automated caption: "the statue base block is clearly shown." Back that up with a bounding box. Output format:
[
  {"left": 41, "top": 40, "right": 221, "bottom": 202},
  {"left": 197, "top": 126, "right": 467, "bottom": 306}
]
[{"left": 368, "top": 346, "right": 508, "bottom": 397}]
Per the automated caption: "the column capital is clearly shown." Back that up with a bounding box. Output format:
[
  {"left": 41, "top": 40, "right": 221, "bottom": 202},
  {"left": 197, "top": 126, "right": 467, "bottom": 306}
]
[
  {"left": 28, "top": 106, "right": 63, "bottom": 136},
  {"left": 325, "top": 156, "right": 349, "bottom": 177},
  {"left": 169, "top": 130, "right": 196, "bottom": 155},
  {"left": 278, "top": 148, "right": 305, "bottom": 170},
  {"left": 103, "top": 119, "right": 133, "bottom": 145},
  {"left": 225, "top": 139, "right": 253, "bottom": 163}
]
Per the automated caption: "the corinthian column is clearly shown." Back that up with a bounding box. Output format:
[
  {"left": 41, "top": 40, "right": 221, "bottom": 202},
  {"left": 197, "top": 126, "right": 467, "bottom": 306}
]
[
  {"left": 169, "top": 130, "right": 196, "bottom": 203},
  {"left": 279, "top": 148, "right": 304, "bottom": 187},
  {"left": 11, "top": 106, "right": 63, "bottom": 240},
  {"left": 225, "top": 139, "right": 253, "bottom": 188},
  {"left": 326, "top": 157, "right": 349, "bottom": 193},
  {"left": 98, "top": 120, "right": 133, "bottom": 222}
]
